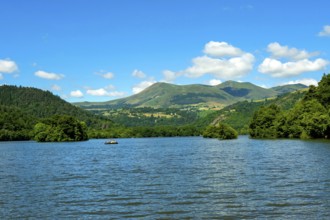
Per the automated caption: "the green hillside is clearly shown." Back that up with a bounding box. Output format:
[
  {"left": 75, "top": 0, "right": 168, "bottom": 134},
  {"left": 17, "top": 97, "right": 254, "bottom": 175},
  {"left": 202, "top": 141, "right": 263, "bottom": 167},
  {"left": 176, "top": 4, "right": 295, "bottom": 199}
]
[
  {"left": 0, "top": 85, "right": 111, "bottom": 127},
  {"left": 215, "top": 81, "right": 277, "bottom": 99},
  {"left": 0, "top": 85, "right": 113, "bottom": 140},
  {"left": 195, "top": 89, "right": 307, "bottom": 134},
  {"left": 76, "top": 81, "right": 307, "bottom": 110},
  {"left": 272, "top": 83, "right": 307, "bottom": 94}
]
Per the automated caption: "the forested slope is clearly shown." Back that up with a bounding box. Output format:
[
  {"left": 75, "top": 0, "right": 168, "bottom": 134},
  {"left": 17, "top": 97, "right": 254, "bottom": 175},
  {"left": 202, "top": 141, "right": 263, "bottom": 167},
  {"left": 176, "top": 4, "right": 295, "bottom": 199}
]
[
  {"left": 0, "top": 85, "right": 112, "bottom": 128},
  {"left": 249, "top": 74, "right": 330, "bottom": 139},
  {"left": 0, "top": 85, "right": 113, "bottom": 141},
  {"left": 195, "top": 89, "right": 307, "bottom": 134}
]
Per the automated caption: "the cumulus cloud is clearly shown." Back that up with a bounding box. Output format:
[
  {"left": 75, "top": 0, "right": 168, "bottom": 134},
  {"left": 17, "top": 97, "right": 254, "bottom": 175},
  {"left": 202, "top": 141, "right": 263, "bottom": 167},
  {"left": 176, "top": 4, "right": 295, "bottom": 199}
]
[
  {"left": 283, "top": 78, "right": 318, "bottom": 86},
  {"left": 208, "top": 79, "right": 222, "bottom": 86},
  {"left": 132, "top": 69, "right": 146, "bottom": 78},
  {"left": 86, "top": 86, "right": 125, "bottom": 97},
  {"left": 204, "top": 41, "right": 244, "bottom": 57},
  {"left": 258, "top": 58, "right": 328, "bottom": 77},
  {"left": 259, "top": 42, "right": 329, "bottom": 78},
  {"left": 170, "top": 41, "right": 255, "bottom": 80},
  {"left": 184, "top": 53, "right": 255, "bottom": 79},
  {"left": 318, "top": 25, "right": 330, "bottom": 37},
  {"left": 0, "top": 59, "right": 18, "bottom": 73},
  {"left": 35, "top": 70, "right": 64, "bottom": 80},
  {"left": 132, "top": 80, "right": 156, "bottom": 94},
  {"left": 267, "top": 42, "right": 319, "bottom": 60},
  {"left": 87, "top": 88, "right": 109, "bottom": 96},
  {"left": 70, "top": 90, "right": 84, "bottom": 98}
]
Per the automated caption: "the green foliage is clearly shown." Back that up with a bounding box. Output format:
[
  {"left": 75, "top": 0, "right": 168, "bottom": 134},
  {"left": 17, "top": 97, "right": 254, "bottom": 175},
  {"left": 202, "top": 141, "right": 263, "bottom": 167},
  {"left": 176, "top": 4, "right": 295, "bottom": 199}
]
[
  {"left": 278, "top": 99, "right": 330, "bottom": 139},
  {"left": 249, "top": 104, "right": 281, "bottom": 139},
  {"left": 34, "top": 115, "right": 88, "bottom": 142},
  {"left": 249, "top": 73, "right": 330, "bottom": 140},
  {"left": 203, "top": 123, "right": 238, "bottom": 140},
  {"left": 200, "top": 89, "right": 306, "bottom": 135},
  {"left": 314, "top": 74, "right": 330, "bottom": 107},
  {"left": 0, "top": 105, "right": 35, "bottom": 141}
]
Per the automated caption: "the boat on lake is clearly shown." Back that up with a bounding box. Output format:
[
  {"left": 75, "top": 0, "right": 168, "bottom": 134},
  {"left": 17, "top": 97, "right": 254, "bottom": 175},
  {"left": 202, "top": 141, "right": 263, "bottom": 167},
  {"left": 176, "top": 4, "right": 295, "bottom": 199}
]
[{"left": 105, "top": 140, "right": 118, "bottom": 144}]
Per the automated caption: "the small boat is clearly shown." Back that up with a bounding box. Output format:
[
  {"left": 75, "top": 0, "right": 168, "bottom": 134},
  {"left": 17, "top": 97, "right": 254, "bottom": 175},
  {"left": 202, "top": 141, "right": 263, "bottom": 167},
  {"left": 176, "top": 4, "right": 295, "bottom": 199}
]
[{"left": 105, "top": 140, "right": 118, "bottom": 144}]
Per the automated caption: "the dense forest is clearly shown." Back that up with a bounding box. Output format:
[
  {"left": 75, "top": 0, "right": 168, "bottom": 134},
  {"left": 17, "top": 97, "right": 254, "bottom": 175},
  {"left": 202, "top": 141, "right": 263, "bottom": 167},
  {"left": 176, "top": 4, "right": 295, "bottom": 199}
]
[
  {"left": 249, "top": 74, "right": 330, "bottom": 139},
  {"left": 0, "top": 105, "right": 34, "bottom": 140},
  {"left": 34, "top": 115, "right": 88, "bottom": 142},
  {"left": 0, "top": 85, "right": 113, "bottom": 128},
  {"left": 0, "top": 85, "right": 112, "bottom": 141}
]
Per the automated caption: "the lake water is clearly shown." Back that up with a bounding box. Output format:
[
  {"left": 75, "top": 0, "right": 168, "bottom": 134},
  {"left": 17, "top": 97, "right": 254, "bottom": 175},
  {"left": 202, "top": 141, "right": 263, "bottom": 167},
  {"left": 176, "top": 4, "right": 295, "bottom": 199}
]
[{"left": 0, "top": 136, "right": 329, "bottom": 219}]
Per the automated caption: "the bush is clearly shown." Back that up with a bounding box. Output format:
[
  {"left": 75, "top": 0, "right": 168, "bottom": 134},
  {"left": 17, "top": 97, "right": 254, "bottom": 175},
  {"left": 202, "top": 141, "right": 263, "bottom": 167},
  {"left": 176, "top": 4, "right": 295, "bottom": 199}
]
[{"left": 203, "top": 123, "right": 238, "bottom": 140}]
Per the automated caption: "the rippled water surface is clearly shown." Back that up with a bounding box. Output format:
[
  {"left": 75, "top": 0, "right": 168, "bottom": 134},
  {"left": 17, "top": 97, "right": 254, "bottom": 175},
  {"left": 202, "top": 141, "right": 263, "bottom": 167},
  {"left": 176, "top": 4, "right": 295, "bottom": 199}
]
[{"left": 0, "top": 136, "right": 330, "bottom": 219}]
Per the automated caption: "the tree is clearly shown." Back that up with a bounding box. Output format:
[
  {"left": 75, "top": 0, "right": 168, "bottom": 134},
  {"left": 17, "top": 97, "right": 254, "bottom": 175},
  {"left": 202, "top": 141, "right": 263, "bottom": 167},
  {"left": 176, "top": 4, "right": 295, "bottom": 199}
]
[
  {"left": 203, "top": 123, "right": 238, "bottom": 140},
  {"left": 285, "top": 99, "right": 330, "bottom": 139},
  {"left": 316, "top": 73, "right": 330, "bottom": 107},
  {"left": 34, "top": 115, "right": 88, "bottom": 142},
  {"left": 249, "top": 104, "right": 281, "bottom": 138}
]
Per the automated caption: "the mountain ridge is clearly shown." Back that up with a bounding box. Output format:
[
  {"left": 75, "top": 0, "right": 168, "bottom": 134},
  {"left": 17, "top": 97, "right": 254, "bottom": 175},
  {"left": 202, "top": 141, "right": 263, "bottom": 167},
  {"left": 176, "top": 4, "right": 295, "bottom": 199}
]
[{"left": 75, "top": 81, "right": 307, "bottom": 109}]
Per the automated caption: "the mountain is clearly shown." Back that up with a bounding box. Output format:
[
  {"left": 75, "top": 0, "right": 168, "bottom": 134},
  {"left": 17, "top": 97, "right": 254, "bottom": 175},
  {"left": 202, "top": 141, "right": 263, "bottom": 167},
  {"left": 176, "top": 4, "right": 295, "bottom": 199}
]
[
  {"left": 0, "top": 85, "right": 112, "bottom": 128},
  {"left": 271, "top": 83, "right": 307, "bottom": 94},
  {"left": 215, "top": 81, "right": 277, "bottom": 99},
  {"left": 76, "top": 81, "right": 307, "bottom": 109}
]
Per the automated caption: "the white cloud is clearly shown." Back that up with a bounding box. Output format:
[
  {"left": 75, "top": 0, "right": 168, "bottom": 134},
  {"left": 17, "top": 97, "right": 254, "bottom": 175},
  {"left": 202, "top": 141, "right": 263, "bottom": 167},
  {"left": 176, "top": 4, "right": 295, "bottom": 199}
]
[
  {"left": 208, "top": 79, "right": 222, "bottom": 86},
  {"left": 35, "top": 70, "right": 64, "bottom": 80},
  {"left": 162, "top": 70, "right": 178, "bottom": 83},
  {"left": 283, "top": 78, "right": 318, "bottom": 86},
  {"left": 258, "top": 58, "right": 329, "bottom": 78},
  {"left": 132, "top": 69, "right": 146, "bottom": 78},
  {"left": 0, "top": 59, "right": 18, "bottom": 73},
  {"left": 86, "top": 87, "right": 125, "bottom": 97},
  {"left": 267, "top": 42, "right": 319, "bottom": 60},
  {"left": 70, "top": 90, "right": 84, "bottom": 98},
  {"left": 259, "top": 42, "right": 329, "bottom": 78},
  {"left": 101, "top": 72, "right": 114, "bottom": 79},
  {"left": 87, "top": 88, "right": 109, "bottom": 96},
  {"left": 204, "top": 41, "right": 244, "bottom": 57},
  {"left": 170, "top": 41, "right": 255, "bottom": 80},
  {"left": 318, "top": 25, "right": 330, "bottom": 37},
  {"left": 132, "top": 80, "right": 156, "bottom": 94},
  {"left": 184, "top": 53, "right": 255, "bottom": 79},
  {"left": 51, "top": 84, "right": 61, "bottom": 91},
  {"left": 0, "top": 73, "right": 3, "bottom": 80}
]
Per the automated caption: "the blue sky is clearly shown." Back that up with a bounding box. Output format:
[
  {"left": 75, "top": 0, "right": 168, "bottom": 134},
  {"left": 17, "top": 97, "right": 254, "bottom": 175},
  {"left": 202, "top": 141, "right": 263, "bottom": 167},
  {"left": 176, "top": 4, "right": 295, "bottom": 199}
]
[{"left": 1, "top": 0, "right": 330, "bottom": 102}]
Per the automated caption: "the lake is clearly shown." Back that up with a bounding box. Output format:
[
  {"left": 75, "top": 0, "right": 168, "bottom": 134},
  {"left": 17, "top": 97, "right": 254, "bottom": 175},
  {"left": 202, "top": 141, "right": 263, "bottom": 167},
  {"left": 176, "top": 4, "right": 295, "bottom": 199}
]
[{"left": 0, "top": 136, "right": 329, "bottom": 219}]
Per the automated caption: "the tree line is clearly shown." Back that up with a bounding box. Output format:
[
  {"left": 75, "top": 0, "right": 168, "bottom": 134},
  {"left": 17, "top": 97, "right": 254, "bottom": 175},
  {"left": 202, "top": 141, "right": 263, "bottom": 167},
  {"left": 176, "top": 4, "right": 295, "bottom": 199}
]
[{"left": 249, "top": 74, "right": 330, "bottom": 139}]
